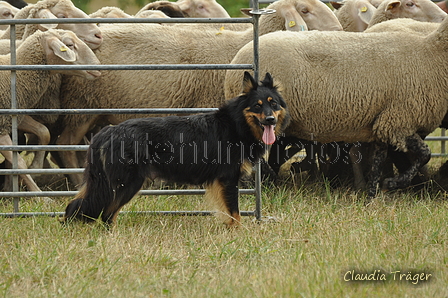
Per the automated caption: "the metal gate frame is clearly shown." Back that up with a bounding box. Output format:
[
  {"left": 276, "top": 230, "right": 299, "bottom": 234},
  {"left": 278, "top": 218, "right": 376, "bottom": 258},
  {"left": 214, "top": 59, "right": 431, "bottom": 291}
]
[{"left": 0, "top": 0, "right": 271, "bottom": 220}]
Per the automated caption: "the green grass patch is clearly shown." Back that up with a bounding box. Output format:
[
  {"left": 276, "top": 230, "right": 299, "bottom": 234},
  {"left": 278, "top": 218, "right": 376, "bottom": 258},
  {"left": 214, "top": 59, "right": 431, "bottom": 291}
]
[{"left": 1, "top": 176, "right": 447, "bottom": 297}]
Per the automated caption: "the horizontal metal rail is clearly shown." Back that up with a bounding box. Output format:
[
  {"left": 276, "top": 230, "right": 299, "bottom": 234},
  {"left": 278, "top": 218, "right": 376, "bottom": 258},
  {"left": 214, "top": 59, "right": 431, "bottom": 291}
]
[
  {"left": 424, "top": 136, "right": 448, "bottom": 141},
  {"left": 0, "top": 189, "right": 256, "bottom": 197},
  {"left": 0, "top": 108, "right": 218, "bottom": 115},
  {"left": 0, "top": 210, "right": 256, "bottom": 218},
  {"left": 0, "top": 145, "right": 89, "bottom": 151},
  {"left": 0, "top": 64, "right": 252, "bottom": 71},
  {"left": 0, "top": 17, "right": 253, "bottom": 25},
  {"left": 0, "top": 168, "right": 84, "bottom": 175}
]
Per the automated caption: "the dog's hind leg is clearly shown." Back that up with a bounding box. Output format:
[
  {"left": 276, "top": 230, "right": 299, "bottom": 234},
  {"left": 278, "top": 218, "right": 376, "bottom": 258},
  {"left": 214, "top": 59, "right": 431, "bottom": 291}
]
[
  {"left": 206, "top": 177, "right": 241, "bottom": 227},
  {"left": 102, "top": 170, "right": 147, "bottom": 226}
]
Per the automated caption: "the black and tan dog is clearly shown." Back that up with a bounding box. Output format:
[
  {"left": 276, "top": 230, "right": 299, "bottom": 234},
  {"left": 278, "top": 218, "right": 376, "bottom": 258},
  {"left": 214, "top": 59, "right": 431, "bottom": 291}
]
[{"left": 62, "top": 72, "right": 289, "bottom": 227}]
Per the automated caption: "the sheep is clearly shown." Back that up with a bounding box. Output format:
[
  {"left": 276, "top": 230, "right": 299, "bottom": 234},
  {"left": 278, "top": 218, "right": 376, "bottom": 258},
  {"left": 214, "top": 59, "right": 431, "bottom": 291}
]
[
  {"left": 0, "top": 0, "right": 103, "bottom": 51},
  {"left": 174, "top": 0, "right": 230, "bottom": 18},
  {"left": 224, "top": 20, "right": 448, "bottom": 199},
  {"left": 0, "top": 29, "right": 101, "bottom": 195},
  {"left": 330, "top": 0, "right": 378, "bottom": 31},
  {"left": 310, "top": 0, "right": 446, "bottom": 188},
  {"left": 135, "top": 9, "right": 171, "bottom": 19},
  {"left": 331, "top": 0, "right": 446, "bottom": 32},
  {"left": 367, "top": 0, "right": 446, "bottom": 28},
  {"left": 89, "top": 6, "right": 133, "bottom": 19},
  {"left": 136, "top": 1, "right": 186, "bottom": 18},
  {"left": 134, "top": 0, "right": 231, "bottom": 19},
  {"left": 338, "top": 18, "right": 441, "bottom": 189},
  {"left": 365, "top": 17, "right": 439, "bottom": 34},
  {"left": 50, "top": 0, "right": 343, "bottom": 187},
  {"left": 0, "top": 0, "right": 103, "bottom": 173},
  {"left": 0, "top": 1, "right": 19, "bottom": 30}
]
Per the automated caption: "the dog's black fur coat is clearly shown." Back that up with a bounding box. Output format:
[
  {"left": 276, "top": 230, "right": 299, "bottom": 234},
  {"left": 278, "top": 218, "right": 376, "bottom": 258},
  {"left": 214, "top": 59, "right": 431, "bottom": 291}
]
[{"left": 63, "top": 72, "right": 289, "bottom": 226}]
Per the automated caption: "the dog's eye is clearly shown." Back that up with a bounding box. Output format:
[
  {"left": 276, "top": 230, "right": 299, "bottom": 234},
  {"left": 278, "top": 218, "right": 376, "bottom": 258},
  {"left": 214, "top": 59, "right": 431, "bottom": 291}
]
[
  {"left": 271, "top": 102, "right": 277, "bottom": 108},
  {"left": 254, "top": 104, "right": 262, "bottom": 111}
]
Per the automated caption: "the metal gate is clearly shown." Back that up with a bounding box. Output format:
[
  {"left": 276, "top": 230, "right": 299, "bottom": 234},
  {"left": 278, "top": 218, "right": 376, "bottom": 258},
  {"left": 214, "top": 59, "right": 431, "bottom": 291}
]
[{"left": 0, "top": 0, "right": 271, "bottom": 220}]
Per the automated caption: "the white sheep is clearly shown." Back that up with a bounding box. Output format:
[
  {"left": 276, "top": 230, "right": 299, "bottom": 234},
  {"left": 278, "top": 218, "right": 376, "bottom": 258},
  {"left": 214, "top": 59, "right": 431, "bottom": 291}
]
[
  {"left": 1, "top": 0, "right": 103, "bottom": 51},
  {"left": 314, "top": 0, "right": 445, "bottom": 189},
  {"left": 89, "top": 6, "right": 133, "bottom": 19},
  {"left": 173, "top": 0, "right": 230, "bottom": 18},
  {"left": 365, "top": 17, "right": 439, "bottom": 34},
  {"left": 52, "top": 0, "right": 342, "bottom": 187},
  {"left": 0, "top": 0, "right": 103, "bottom": 173},
  {"left": 135, "top": 1, "right": 186, "bottom": 18},
  {"left": 367, "top": 0, "right": 446, "bottom": 28},
  {"left": 0, "top": 29, "right": 101, "bottom": 195},
  {"left": 0, "top": 1, "right": 19, "bottom": 30},
  {"left": 135, "top": 9, "right": 171, "bottom": 19},
  {"left": 331, "top": 0, "right": 446, "bottom": 32},
  {"left": 331, "top": 0, "right": 378, "bottom": 31},
  {"left": 224, "top": 20, "right": 448, "bottom": 199}
]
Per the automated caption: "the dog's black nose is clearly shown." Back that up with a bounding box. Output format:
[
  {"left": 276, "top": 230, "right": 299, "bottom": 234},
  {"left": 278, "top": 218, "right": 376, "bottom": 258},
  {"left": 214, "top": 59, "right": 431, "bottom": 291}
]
[{"left": 265, "top": 116, "right": 276, "bottom": 124}]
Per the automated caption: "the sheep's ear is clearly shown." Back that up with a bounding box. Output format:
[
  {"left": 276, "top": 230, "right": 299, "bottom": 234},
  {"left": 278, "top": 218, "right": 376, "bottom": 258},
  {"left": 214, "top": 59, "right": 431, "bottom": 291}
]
[
  {"left": 358, "top": 5, "right": 375, "bottom": 25},
  {"left": 280, "top": 5, "right": 308, "bottom": 31},
  {"left": 36, "top": 9, "right": 58, "bottom": 30},
  {"left": 175, "top": 0, "right": 192, "bottom": 15},
  {"left": 261, "top": 73, "right": 274, "bottom": 89},
  {"left": 242, "top": 71, "right": 257, "bottom": 93},
  {"left": 240, "top": 8, "right": 251, "bottom": 16},
  {"left": 47, "top": 37, "right": 76, "bottom": 62},
  {"left": 385, "top": 0, "right": 401, "bottom": 12}
]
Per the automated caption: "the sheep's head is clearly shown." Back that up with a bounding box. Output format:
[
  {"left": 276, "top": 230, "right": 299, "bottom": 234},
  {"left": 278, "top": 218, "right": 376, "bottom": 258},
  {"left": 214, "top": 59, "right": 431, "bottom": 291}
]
[
  {"left": 250, "top": 0, "right": 343, "bottom": 33},
  {"left": 176, "top": 0, "right": 230, "bottom": 18},
  {"left": 23, "top": 0, "right": 103, "bottom": 50},
  {"left": 379, "top": 0, "right": 447, "bottom": 23},
  {"left": 0, "top": 1, "right": 19, "bottom": 30},
  {"left": 137, "top": 1, "right": 185, "bottom": 18},
  {"left": 42, "top": 29, "right": 101, "bottom": 80}
]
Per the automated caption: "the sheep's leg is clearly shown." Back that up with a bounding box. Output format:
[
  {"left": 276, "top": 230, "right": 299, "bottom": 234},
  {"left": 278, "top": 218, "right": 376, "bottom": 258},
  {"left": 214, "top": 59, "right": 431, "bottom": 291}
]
[
  {"left": 367, "top": 142, "right": 388, "bottom": 199},
  {"left": 18, "top": 116, "right": 50, "bottom": 170},
  {"left": 382, "top": 134, "right": 430, "bottom": 191},
  {"left": 55, "top": 119, "right": 98, "bottom": 187},
  {"left": 349, "top": 145, "right": 366, "bottom": 190},
  {"left": 267, "top": 136, "right": 304, "bottom": 175},
  {"left": 0, "top": 135, "right": 51, "bottom": 202},
  {"left": 290, "top": 141, "right": 319, "bottom": 179}
]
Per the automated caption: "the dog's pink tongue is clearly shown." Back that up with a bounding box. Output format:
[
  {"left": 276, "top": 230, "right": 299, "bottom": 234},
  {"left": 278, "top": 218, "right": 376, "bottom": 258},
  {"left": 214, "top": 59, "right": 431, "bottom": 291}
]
[{"left": 262, "top": 125, "right": 276, "bottom": 145}]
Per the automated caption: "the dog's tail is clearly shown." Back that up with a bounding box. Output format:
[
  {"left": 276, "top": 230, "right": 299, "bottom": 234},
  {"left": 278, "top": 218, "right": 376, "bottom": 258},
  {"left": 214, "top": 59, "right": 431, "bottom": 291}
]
[{"left": 61, "top": 145, "right": 115, "bottom": 225}]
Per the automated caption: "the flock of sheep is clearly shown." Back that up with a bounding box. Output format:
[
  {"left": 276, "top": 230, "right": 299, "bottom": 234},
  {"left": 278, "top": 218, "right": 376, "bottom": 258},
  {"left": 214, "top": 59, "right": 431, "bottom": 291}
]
[{"left": 0, "top": 0, "right": 448, "bottom": 201}]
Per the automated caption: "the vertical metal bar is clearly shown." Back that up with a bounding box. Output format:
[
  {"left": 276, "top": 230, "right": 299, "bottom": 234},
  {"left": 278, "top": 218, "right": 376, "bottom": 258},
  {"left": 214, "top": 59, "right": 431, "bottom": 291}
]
[
  {"left": 441, "top": 128, "right": 446, "bottom": 155},
  {"left": 251, "top": 0, "right": 262, "bottom": 221},
  {"left": 10, "top": 24, "right": 19, "bottom": 213},
  {"left": 252, "top": 0, "right": 260, "bottom": 82}
]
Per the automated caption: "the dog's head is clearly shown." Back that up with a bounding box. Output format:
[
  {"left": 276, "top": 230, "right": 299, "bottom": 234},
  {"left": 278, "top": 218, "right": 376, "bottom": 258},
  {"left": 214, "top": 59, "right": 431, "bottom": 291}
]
[{"left": 240, "top": 71, "right": 290, "bottom": 145}]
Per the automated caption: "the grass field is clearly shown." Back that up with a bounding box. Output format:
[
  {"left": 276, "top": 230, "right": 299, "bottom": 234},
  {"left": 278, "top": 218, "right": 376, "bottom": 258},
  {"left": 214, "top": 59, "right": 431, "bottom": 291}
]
[{"left": 1, "top": 158, "right": 448, "bottom": 297}]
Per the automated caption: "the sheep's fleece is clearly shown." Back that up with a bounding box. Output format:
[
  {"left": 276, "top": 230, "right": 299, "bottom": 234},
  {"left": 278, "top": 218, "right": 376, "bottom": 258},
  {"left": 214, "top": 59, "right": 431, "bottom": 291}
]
[{"left": 224, "top": 22, "right": 448, "bottom": 152}]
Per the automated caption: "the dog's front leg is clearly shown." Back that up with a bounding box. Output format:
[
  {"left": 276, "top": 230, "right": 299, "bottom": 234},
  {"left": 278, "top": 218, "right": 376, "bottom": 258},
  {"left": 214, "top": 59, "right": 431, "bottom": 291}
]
[{"left": 205, "top": 177, "right": 241, "bottom": 227}]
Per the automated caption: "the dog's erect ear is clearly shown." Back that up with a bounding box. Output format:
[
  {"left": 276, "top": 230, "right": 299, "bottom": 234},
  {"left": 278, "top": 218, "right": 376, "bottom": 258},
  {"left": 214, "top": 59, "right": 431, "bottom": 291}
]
[
  {"left": 242, "top": 71, "right": 257, "bottom": 93},
  {"left": 261, "top": 73, "right": 274, "bottom": 89}
]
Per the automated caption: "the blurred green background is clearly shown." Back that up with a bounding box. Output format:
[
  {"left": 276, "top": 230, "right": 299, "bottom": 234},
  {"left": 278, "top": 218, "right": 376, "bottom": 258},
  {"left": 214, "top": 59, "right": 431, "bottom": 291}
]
[{"left": 70, "top": 0, "right": 254, "bottom": 16}]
